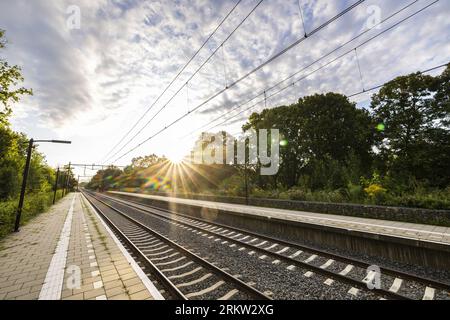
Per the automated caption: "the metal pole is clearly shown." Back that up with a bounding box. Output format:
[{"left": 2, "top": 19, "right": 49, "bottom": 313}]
[
  {"left": 53, "top": 167, "right": 60, "bottom": 204},
  {"left": 64, "top": 162, "right": 71, "bottom": 195},
  {"left": 244, "top": 162, "right": 249, "bottom": 205},
  {"left": 14, "top": 139, "right": 34, "bottom": 232},
  {"left": 62, "top": 170, "right": 66, "bottom": 197}
]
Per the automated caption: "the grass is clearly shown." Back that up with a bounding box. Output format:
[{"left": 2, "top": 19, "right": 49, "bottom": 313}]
[{"left": 0, "top": 189, "right": 66, "bottom": 239}]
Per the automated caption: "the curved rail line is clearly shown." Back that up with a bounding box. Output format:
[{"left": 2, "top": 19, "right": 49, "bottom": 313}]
[
  {"left": 96, "top": 191, "right": 450, "bottom": 300},
  {"left": 82, "top": 190, "right": 272, "bottom": 300}
]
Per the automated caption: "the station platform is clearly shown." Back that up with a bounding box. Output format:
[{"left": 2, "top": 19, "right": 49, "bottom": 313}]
[
  {"left": 109, "top": 191, "right": 450, "bottom": 246},
  {"left": 0, "top": 193, "right": 162, "bottom": 300}
]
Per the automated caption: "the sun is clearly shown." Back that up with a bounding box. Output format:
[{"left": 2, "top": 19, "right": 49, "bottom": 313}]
[{"left": 167, "top": 150, "right": 186, "bottom": 164}]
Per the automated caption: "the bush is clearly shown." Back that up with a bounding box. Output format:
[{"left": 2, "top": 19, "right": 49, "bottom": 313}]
[
  {"left": 252, "top": 187, "right": 274, "bottom": 199},
  {"left": 346, "top": 183, "right": 364, "bottom": 202},
  {"left": 0, "top": 190, "right": 65, "bottom": 239},
  {"left": 218, "top": 174, "right": 246, "bottom": 197},
  {"left": 381, "top": 189, "right": 450, "bottom": 210},
  {"left": 280, "top": 187, "right": 308, "bottom": 201},
  {"left": 364, "top": 184, "right": 387, "bottom": 202}
]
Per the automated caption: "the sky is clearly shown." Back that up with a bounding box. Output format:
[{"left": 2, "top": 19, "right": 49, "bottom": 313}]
[{"left": 0, "top": 0, "right": 449, "bottom": 181}]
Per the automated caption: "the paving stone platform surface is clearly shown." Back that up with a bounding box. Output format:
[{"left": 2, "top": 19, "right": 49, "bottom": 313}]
[{"left": 0, "top": 193, "right": 161, "bottom": 300}]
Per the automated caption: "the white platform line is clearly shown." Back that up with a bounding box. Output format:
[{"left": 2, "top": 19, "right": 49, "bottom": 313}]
[{"left": 39, "top": 195, "right": 76, "bottom": 300}]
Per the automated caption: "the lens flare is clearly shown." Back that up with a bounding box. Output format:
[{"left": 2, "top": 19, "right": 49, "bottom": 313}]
[
  {"left": 376, "top": 123, "right": 385, "bottom": 131},
  {"left": 142, "top": 176, "right": 172, "bottom": 191}
]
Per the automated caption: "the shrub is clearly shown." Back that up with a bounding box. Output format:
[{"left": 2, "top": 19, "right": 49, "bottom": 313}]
[
  {"left": 284, "top": 187, "right": 308, "bottom": 201},
  {"left": 0, "top": 190, "right": 65, "bottom": 239},
  {"left": 347, "top": 183, "right": 364, "bottom": 202},
  {"left": 364, "top": 184, "right": 387, "bottom": 198}
]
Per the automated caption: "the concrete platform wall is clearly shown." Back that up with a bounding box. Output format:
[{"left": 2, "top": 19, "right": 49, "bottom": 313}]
[{"left": 117, "top": 190, "right": 450, "bottom": 226}]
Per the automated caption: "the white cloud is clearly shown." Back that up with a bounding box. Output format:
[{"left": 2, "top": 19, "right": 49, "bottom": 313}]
[{"left": 0, "top": 0, "right": 449, "bottom": 172}]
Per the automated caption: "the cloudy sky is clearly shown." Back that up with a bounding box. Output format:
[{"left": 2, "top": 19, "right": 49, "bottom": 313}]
[{"left": 0, "top": 0, "right": 449, "bottom": 180}]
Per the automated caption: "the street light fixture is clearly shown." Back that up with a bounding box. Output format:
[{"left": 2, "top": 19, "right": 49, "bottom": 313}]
[{"left": 14, "top": 138, "right": 71, "bottom": 232}]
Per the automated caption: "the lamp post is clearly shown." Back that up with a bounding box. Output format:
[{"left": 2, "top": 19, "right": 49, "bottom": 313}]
[
  {"left": 244, "top": 161, "right": 249, "bottom": 205},
  {"left": 63, "top": 162, "right": 72, "bottom": 197},
  {"left": 14, "top": 139, "right": 71, "bottom": 232}
]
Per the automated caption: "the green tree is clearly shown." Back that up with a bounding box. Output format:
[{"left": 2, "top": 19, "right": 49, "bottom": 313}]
[
  {"left": 244, "top": 93, "right": 374, "bottom": 189},
  {"left": 0, "top": 29, "right": 32, "bottom": 124},
  {"left": 0, "top": 125, "right": 26, "bottom": 198},
  {"left": 131, "top": 154, "right": 166, "bottom": 168},
  {"left": 86, "top": 167, "right": 123, "bottom": 191},
  {"left": 371, "top": 65, "right": 450, "bottom": 187}
]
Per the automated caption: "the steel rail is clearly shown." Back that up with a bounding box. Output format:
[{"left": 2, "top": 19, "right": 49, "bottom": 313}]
[
  {"left": 102, "top": 192, "right": 450, "bottom": 292},
  {"left": 81, "top": 191, "right": 187, "bottom": 300},
  {"left": 83, "top": 190, "right": 272, "bottom": 300},
  {"left": 95, "top": 193, "right": 422, "bottom": 300}
]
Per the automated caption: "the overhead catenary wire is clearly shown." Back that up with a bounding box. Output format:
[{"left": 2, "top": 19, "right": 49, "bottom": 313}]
[
  {"left": 100, "top": 0, "right": 244, "bottom": 162},
  {"left": 347, "top": 63, "right": 448, "bottom": 98},
  {"left": 211, "top": 62, "right": 447, "bottom": 133},
  {"left": 105, "top": 0, "right": 265, "bottom": 163},
  {"left": 203, "top": 0, "right": 441, "bottom": 132},
  {"left": 181, "top": 0, "right": 421, "bottom": 139},
  {"left": 111, "top": 0, "right": 366, "bottom": 163}
]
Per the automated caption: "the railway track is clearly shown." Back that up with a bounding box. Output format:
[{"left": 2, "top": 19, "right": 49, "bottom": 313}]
[
  {"left": 82, "top": 190, "right": 271, "bottom": 300},
  {"left": 84, "top": 190, "right": 450, "bottom": 300}
]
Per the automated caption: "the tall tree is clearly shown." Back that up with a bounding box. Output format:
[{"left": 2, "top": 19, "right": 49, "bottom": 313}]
[
  {"left": 0, "top": 30, "right": 34, "bottom": 199},
  {"left": 0, "top": 29, "right": 32, "bottom": 124},
  {"left": 244, "top": 93, "right": 374, "bottom": 189},
  {"left": 371, "top": 66, "right": 450, "bottom": 186}
]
